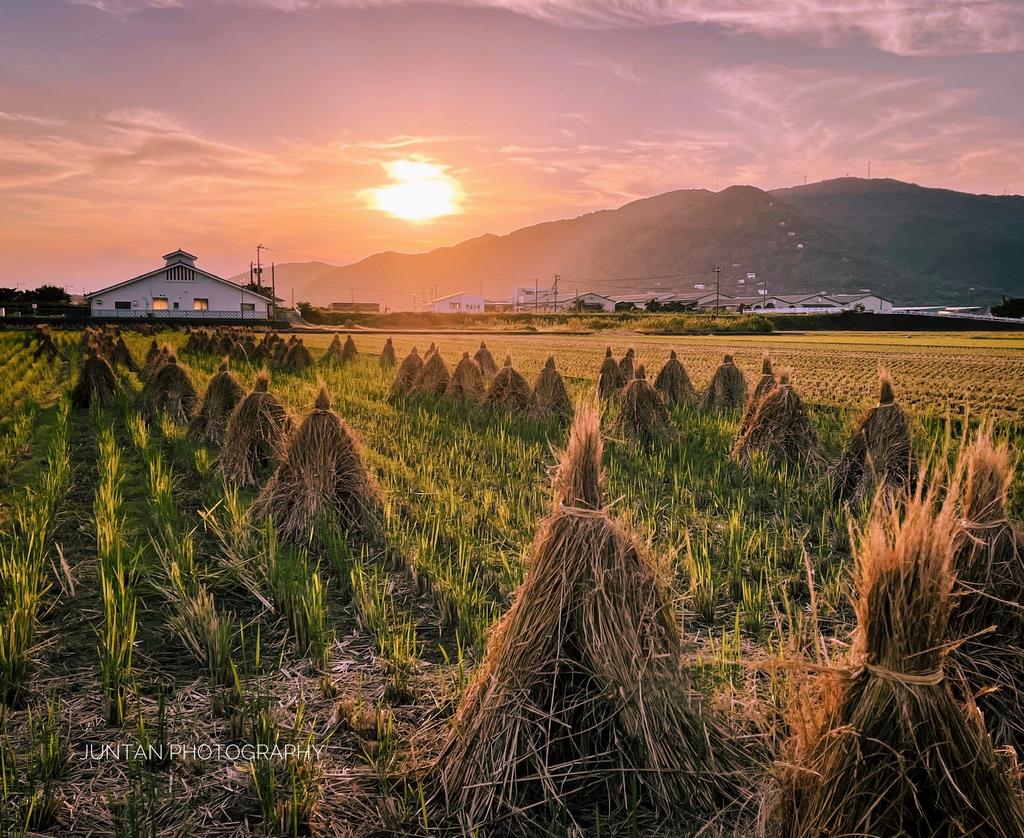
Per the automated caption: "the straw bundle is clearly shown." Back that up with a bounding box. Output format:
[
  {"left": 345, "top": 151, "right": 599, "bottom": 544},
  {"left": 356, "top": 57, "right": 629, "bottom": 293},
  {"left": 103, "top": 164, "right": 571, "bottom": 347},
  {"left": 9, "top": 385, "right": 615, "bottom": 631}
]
[
  {"left": 249, "top": 386, "right": 381, "bottom": 544},
  {"left": 771, "top": 479, "right": 1024, "bottom": 837},
  {"left": 413, "top": 351, "right": 451, "bottom": 397},
  {"left": 321, "top": 334, "right": 345, "bottom": 365},
  {"left": 425, "top": 342, "right": 438, "bottom": 360},
  {"left": 218, "top": 371, "right": 293, "bottom": 488},
  {"left": 618, "top": 347, "right": 636, "bottom": 382},
  {"left": 530, "top": 356, "right": 573, "bottom": 421},
  {"left": 731, "top": 370, "right": 824, "bottom": 469},
  {"left": 702, "top": 354, "right": 747, "bottom": 410},
  {"left": 32, "top": 332, "right": 63, "bottom": 362},
  {"left": 283, "top": 340, "right": 313, "bottom": 372},
  {"left": 738, "top": 354, "right": 775, "bottom": 437},
  {"left": 447, "top": 353, "right": 485, "bottom": 402},
  {"left": 70, "top": 352, "right": 119, "bottom": 409},
  {"left": 190, "top": 358, "right": 245, "bottom": 446},
  {"left": 143, "top": 354, "right": 198, "bottom": 423},
  {"left": 833, "top": 372, "right": 916, "bottom": 503},
  {"left": 436, "top": 403, "right": 742, "bottom": 834},
  {"left": 597, "top": 347, "right": 624, "bottom": 400},
  {"left": 950, "top": 429, "right": 1024, "bottom": 750},
  {"left": 483, "top": 355, "right": 532, "bottom": 414},
  {"left": 139, "top": 340, "right": 162, "bottom": 382},
  {"left": 107, "top": 336, "right": 138, "bottom": 372},
  {"left": 654, "top": 350, "right": 698, "bottom": 407},
  {"left": 613, "top": 366, "right": 677, "bottom": 445},
  {"left": 379, "top": 337, "right": 396, "bottom": 367},
  {"left": 229, "top": 340, "right": 249, "bottom": 364},
  {"left": 474, "top": 340, "right": 498, "bottom": 377},
  {"left": 388, "top": 347, "right": 423, "bottom": 399}
]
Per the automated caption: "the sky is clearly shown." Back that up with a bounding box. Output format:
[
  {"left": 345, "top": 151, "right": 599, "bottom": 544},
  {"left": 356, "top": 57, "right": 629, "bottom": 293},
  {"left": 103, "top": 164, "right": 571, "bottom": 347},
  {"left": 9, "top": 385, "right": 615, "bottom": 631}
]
[{"left": 1, "top": 0, "right": 1022, "bottom": 293}]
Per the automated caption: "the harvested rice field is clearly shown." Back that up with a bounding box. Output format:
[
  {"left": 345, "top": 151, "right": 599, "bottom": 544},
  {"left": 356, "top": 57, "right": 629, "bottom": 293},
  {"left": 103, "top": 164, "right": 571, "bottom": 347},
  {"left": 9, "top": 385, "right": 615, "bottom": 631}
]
[{"left": 2, "top": 324, "right": 1024, "bottom": 837}]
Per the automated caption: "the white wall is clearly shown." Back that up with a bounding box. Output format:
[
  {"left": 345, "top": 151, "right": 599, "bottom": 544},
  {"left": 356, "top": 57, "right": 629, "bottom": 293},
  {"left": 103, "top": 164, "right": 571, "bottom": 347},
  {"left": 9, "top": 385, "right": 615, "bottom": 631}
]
[
  {"left": 90, "top": 269, "right": 271, "bottom": 319},
  {"left": 431, "top": 293, "right": 485, "bottom": 313}
]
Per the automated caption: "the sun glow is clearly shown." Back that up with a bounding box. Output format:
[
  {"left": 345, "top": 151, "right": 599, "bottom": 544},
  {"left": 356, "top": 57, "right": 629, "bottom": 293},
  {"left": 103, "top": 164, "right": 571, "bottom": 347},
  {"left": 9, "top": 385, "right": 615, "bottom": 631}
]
[{"left": 365, "top": 159, "right": 462, "bottom": 222}]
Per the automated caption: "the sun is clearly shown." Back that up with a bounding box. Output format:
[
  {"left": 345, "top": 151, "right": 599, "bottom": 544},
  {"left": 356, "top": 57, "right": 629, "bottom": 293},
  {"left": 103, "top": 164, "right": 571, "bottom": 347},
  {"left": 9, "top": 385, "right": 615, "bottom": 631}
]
[{"left": 365, "top": 159, "right": 461, "bottom": 222}]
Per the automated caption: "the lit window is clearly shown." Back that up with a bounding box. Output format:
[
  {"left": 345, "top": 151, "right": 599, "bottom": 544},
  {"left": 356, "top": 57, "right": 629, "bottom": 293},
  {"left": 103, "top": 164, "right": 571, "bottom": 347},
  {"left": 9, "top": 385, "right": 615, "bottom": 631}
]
[
  {"left": 193, "top": 298, "right": 209, "bottom": 311},
  {"left": 152, "top": 297, "right": 169, "bottom": 310}
]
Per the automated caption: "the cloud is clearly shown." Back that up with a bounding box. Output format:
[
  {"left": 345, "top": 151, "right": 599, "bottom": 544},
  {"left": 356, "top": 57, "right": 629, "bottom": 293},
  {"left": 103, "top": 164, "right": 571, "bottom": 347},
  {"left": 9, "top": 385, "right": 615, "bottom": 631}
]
[{"left": 68, "top": 0, "right": 1024, "bottom": 56}]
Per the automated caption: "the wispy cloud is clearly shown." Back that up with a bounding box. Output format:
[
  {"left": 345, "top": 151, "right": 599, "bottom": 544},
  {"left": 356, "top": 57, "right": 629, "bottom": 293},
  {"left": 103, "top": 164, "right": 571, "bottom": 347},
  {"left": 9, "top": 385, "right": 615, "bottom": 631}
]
[{"left": 68, "top": 0, "right": 1024, "bottom": 56}]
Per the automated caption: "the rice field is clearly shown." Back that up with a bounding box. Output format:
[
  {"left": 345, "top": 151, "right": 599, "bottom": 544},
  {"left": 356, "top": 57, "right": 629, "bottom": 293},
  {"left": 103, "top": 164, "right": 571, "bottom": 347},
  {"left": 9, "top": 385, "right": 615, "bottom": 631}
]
[{"left": 1, "top": 324, "right": 1023, "bottom": 837}]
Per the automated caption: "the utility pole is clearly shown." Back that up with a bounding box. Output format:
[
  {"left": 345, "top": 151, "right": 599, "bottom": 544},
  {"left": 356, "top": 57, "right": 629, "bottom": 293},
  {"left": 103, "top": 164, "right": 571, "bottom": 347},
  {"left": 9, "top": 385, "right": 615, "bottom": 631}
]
[
  {"left": 713, "top": 265, "right": 722, "bottom": 312},
  {"left": 534, "top": 278, "right": 538, "bottom": 313},
  {"left": 867, "top": 160, "right": 872, "bottom": 179},
  {"left": 271, "top": 263, "right": 277, "bottom": 322},
  {"left": 255, "top": 244, "right": 265, "bottom": 288},
  {"left": 552, "top": 274, "right": 560, "bottom": 313}
]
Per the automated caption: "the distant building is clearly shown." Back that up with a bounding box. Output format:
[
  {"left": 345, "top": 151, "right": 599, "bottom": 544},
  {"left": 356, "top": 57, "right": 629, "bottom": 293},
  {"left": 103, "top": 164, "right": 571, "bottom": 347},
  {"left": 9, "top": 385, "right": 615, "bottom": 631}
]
[
  {"left": 329, "top": 301, "right": 380, "bottom": 313},
  {"left": 430, "top": 292, "right": 486, "bottom": 313},
  {"left": 87, "top": 250, "right": 275, "bottom": 320},
  {"left": 513, "top": 287, "right": 615, "bottom": 312},
  {"left": 699, "top": 292, "right": 893, "bottom": 313}
]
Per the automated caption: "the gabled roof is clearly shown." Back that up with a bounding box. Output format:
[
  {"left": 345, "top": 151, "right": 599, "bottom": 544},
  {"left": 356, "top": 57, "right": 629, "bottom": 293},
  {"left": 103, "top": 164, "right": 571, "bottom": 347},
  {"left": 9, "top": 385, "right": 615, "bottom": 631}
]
[
  {"left": 432, "top": 291, "right": 485, "bottom": 303},
  {"left": 163, "top": 249, "right": 197, "bottom": 261},
  {"left": 86, "top": 262, "right": 277, "bottom": 301}
]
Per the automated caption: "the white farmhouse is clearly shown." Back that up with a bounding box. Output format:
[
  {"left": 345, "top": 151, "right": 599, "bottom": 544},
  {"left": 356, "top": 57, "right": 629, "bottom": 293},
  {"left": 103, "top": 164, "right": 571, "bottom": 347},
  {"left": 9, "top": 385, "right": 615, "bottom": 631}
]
[
  {"left": 87, "top": 250, "right": 275, "bottom": 320},
  {"left": 429, "top": 292, "right": 486, "bottom": 313}
]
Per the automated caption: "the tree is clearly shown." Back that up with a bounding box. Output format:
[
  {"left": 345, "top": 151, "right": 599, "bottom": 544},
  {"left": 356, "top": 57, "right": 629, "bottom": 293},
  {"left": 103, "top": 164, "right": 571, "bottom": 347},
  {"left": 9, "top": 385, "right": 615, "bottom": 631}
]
[{"left": 991, "top": 296, "right": 1024, "bottom": 318}]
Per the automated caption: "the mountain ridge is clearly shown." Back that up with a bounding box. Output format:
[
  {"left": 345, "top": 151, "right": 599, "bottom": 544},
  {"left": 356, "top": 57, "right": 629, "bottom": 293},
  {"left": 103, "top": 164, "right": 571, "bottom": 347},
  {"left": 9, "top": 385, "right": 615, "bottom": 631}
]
[{"left": 262, "top": 179, "right": 1024, "bottom": 308}]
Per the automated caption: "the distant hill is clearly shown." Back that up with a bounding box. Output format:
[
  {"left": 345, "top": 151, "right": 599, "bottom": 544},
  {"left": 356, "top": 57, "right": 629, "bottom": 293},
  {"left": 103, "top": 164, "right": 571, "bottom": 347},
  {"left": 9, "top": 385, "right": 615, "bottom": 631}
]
[
  {"left": 773, "top": 178, "right": 1024, "bottom": 303},
  {"left": 284, "top": 179, "right": 1024, "bottom": 308}
]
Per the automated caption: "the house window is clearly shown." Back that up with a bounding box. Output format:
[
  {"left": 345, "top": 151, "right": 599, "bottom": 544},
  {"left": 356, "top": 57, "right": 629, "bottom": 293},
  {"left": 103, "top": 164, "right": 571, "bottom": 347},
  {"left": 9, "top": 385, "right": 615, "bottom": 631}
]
[
  {"left": 241, "top": 303, "right": 255, "bottom": 312},
  {"left": 114, "top": 301, "right": 131, "bottom": 310},
  {"left": 152, "top": 297, "right": 169, "bottom": 310},
  {"left": 193, "top": 298, "right": 209, "bottom": 311},
  {"left": 173, "top": 302, "right": 179, "bottom": 309}
]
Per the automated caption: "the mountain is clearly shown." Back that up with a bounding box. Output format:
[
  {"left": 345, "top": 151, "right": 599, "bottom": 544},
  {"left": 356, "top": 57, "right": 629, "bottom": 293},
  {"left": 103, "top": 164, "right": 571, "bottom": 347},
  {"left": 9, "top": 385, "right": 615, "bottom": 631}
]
[
  {"left": 284, "top": 179, "right": 1024, "bottom": 308},
  {"left": 773, "top": 178, "right": 1024, "bottom": 303},
  {"left": 294, "top": 186, "right": 903, "bottom": 307}
]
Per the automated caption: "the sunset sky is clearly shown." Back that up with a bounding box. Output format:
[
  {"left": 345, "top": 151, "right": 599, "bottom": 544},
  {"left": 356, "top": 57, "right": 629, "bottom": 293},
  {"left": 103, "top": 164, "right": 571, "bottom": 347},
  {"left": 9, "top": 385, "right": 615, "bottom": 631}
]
[{"left": 2, "top": 0, "right": 1022, "bottom": 292}]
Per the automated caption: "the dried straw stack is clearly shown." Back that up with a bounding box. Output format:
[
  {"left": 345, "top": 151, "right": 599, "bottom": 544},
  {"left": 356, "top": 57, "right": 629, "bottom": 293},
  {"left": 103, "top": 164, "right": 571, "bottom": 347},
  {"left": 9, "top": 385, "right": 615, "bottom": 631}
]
[
  {"left": 388, "top": 347, "right": 423, "bottom": 399},
  {"left": 731, "top": 370, "right": 824, "bottom": 470},
  {"left": 70, "top": 352, "right": 119, "bottom": 409},
  {"left": 447, "top": 352, "right": 485, "bottom": 402},
  {"left": 143, "top": 353, "right": 198, "bottom": 423},
  {"left": 436, "top": 403, "right": 743, "bottom": 834},
  {"left": 110, "top": 336, "right": 138, "bottom": 372},
  {"left": 613, "top": 365, "right": 677, "bottom": 446},
  {"left": 190, "top": 358, "right": 245, "bottom": 446},
  {"left": 702, "top": 354, "right": 747, "bottom": 410},
  {"left": 530, "top": 356, "right": 573, "bottom": 422},
  {"left": 654, "top": 350, "right": 698, "bottom": 407},
  {"left": 770, "top": 476, "right": 1024, "bottom": 836},
  {"left": 249, "top": 386, "right": 381, "bottom": 544},
  {"left": 413, "top": 350, "right": 451, "bottom": 397},
  {"left": 597, "top": 347, "right": 624, "bottom": 400},
  {"left": 950, "top": 429, "right": 1024, "bottom": 750},
  {"left": 138, "top": 340, "right": 162, "bottom": 382},
  {"left": 474, "top": 340, "right": 498, "bottom": 377},
  {"left": 218, "top": 371, "right": 293, "bottom": 488},
  {"left": 832, "top": 372, "right": 916, "bottom": 503},
  {"left": 321, "top": 334, "right": 345, "bottom": 365},
  {"left": 738, "top": 354, "right": 775, "bottom": 437},
  {"left": 483, "top": 355, "right": 532, "bottom": 415},
  {"left": 379, "top": 337, "right": 396, "bottom": 368},
  {"left": 283, "top": 340, "right": 313, "bottom": 372},
  {"left": 618, "top": 347, "right": 636, "bottom": 382}
]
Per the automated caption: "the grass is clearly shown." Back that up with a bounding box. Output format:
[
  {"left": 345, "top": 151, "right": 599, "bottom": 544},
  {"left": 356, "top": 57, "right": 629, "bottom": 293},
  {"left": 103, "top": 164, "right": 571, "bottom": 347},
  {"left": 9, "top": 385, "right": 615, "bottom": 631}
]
[{"left": 0, "top": 325, "right": 1021, "bottom": 835}]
